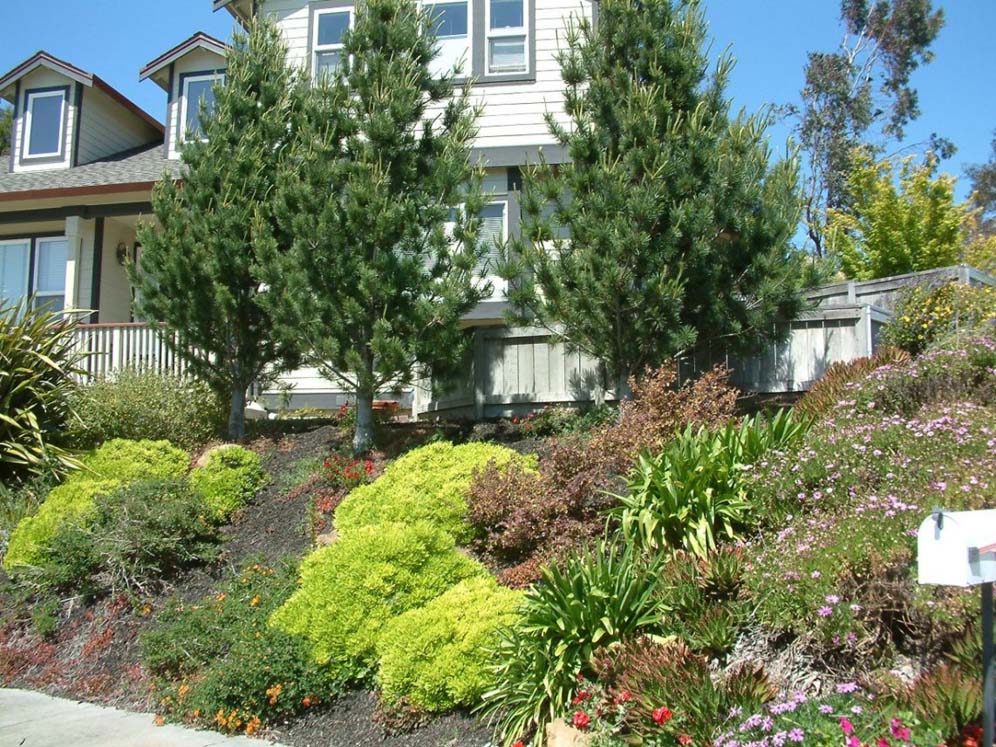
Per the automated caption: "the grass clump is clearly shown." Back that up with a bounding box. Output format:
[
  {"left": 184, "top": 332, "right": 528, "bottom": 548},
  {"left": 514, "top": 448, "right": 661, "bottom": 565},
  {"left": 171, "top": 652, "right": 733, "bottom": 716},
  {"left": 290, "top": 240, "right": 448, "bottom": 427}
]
[
  {"left": 376, "top": 576, "right": 522, "bottom": 713},
  {"left": 3, "top": 439, "right": 188, "bottom": 570},
  {"left": 189, "top": 445, "right": 265, "bottom": 520},
  {"left": 269, "top": 521, "right": 484, "bottom": 682},
  {"left": 335, "top": 442, "right": 534, "bottom": 542}
]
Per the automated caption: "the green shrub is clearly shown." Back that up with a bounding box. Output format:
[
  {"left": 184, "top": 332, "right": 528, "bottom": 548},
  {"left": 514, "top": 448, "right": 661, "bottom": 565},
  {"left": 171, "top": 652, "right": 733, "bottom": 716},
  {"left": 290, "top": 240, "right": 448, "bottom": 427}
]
[
  {"left": 38, "top": 478, "right": 220, "bottom": 595},
  {"left": 0, "top": 473, "right": 56, "bottom": 558},
  {"left": 66, "top": 368, "right": 225, "bottom": 449},
  {"left": 0, "top": 299, "right": 84, "bottom": 482},
  {"left": 189, "top": 446, "right": 264, "bottom": 520},
  {"left": 270, "top": 522, "right": 483, "bottom": 682},
  {"left": 479, "top": 541, "right": 666, "bottom": 745},
  {"left": 335, "top": 442, "right": 535, "bottom": 543},
  {"left": 376, "top": 577, "right": 523, "bottom": 713},
  {"left": 615, "top": 411, "right": 809, "bottom": 557},
  {"left": 143, "top": 560, "right": 342, "bottom": 736},
  {"left": 796, "top": 346, "right": 911, "bottom": 419},
  {"left": 881, "top": 282, "right": 996, "bottom": 355},
  {"left": 3, "top": 439, "right": 188, "bottom": 571}
]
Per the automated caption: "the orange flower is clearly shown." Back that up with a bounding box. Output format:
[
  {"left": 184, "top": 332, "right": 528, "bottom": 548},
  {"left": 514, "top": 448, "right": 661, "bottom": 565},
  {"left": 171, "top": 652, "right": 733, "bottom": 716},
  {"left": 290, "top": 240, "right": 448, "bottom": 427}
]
[{"left": 153, "top": 715, "right": 165, "bottom": 727}]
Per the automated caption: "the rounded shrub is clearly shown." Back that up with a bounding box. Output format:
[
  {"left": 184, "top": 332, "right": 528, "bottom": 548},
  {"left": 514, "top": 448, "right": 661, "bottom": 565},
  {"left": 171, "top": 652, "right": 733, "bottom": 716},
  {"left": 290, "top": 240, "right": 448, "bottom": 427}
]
[
  {"left": 269, "top": 521, "right": 484, "bottom": 681},
  {"left": 66, "top": 368, "right": 225, "bottom": 449},
  {"left": 3, "top": 439, "right": 189, "bottom": 571},
  {"left": 189, "top": 445, "right": 265, "bottom": 520},
  {"left": 376, "top": 576, "right": 522, "bottom": 712},
  {"left": 334, "top": 442, "right": 535, "bottom": 543}
]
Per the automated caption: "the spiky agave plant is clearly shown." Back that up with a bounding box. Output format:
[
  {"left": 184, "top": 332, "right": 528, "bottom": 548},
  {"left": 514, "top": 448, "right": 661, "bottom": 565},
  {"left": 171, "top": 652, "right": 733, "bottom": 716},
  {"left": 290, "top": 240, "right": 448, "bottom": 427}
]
[{"left": 0, "top": 299, "right": 84, "bottom": 482}]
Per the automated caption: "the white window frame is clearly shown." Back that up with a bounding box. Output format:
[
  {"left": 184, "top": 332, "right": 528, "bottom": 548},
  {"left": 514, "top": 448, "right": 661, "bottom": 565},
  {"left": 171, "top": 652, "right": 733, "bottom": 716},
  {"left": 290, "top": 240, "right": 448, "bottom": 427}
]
[
  {"left": 0, "top": 239, "right": 31, "bottom": 308},
  {"left": 22, "top": 89, "right": 67, "bottom": 160},
  {"left": 32, "top": 237, "right": 68, "bottom": 312},
  {"left": 423, "top": 0, "right": 472, "bottom": 77},
  {"left": 485, "top": 0, "right": 529, "bottom": 75},
  {"left": 179, "top": 73, "right": 223, "bottom": 144},
  {"left": 312, "top": 6, "right": 354, "bottom": 80}
]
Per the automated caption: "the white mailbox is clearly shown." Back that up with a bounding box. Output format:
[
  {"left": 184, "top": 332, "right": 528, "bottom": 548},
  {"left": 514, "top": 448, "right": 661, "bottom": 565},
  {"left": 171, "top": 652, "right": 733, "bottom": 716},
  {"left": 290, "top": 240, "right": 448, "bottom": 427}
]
[{"left": 918, "top": 510, "right": 996, "bottom": 587}]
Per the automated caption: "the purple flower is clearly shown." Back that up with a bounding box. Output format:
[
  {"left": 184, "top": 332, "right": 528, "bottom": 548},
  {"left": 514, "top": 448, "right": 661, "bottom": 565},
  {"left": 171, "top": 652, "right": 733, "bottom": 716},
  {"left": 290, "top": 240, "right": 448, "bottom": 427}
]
[
  {"left": 788, "top": 728, "right": 805, "bottom": 743},
  {"left": 818, "top": 606, "right": 833, "bottom": 617},
  {"left": 818, "top": 704, "right": 833, "bottom": 714},
  {"left": 836, "top": 682, "right": 860, "bottom": 694},
  {"left": 826, "top": 594, "right": 840, "bottom": 604}
]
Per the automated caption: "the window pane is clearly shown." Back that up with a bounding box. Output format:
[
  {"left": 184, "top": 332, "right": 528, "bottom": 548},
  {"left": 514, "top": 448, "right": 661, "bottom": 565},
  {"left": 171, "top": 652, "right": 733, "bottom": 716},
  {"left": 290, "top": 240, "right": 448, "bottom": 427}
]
[
  {"left": 185, "top": 78, "right": 217, "bottom": 138},
  {"left": 490, "top": 0, "right": 523, "bottom": 29},
  {"left": 317, "top": 11, "right": 350, "bottom": 46},
  {"left": 0, "top": 243, "right": 30, "bottom": 307},
  {"left": 428, "top": 2, "right": 468, "bottom": 37},
  {"left": 477, "top": 203, "right": 505, "bottom": 274},
  {"left": 27, "top": 93, "right": 63, "bottom": 156},
  {"left": 35, "top": 240, "right": 67, "bottom": 294},
  {"left": 489, "top": 37, "right": 526, "bottom": 73},
  {"left": 315, "top": 50, "right": 343, "bottom": 78},
  {"left": 33, "top": 295, "right": 65, "bottom": 313}
]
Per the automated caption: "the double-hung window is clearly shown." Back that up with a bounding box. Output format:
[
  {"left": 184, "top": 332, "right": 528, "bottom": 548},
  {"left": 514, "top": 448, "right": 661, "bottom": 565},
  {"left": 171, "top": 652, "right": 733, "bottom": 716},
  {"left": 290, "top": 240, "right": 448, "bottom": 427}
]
[
  {"left": 425, "top": 1, "right": 470, "bottom": 77},
  {"left": 486, "top": 0, "right": 527, "bottom": 74},
  {"left": 23, "top": 89, "right": 66, "bottom": 159},
  {"left": 314, "top": 8, "right": 352, "bottom": 79},
  {"left": 180, "top": 73, "right": 222, "bottom": 142},
  {"left": 32, "top": 239, "right": 68, "bottom": 312}
]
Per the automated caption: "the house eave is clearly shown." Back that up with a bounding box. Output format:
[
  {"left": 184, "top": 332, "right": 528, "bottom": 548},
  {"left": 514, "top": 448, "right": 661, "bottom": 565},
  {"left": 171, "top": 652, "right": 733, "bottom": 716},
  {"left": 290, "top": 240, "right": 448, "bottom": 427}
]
[{"left": 139, "top": 32, "right": 230, "bottom": 89}]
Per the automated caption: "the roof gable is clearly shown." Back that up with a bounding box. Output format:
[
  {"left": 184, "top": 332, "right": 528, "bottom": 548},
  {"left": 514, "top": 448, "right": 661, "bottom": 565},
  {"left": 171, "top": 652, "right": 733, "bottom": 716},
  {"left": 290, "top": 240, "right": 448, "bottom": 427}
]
[{"left": 139, "top": 32, "right": 229, "bottom": 91}]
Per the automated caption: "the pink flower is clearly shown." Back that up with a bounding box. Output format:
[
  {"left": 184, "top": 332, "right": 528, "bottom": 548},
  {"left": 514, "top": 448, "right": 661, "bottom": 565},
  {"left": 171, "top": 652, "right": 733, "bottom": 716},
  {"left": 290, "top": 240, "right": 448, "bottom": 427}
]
[
  {"left": 847, "top": 737, "right": 860, "bottom": 747},
  {"left": 840, "top": 717, "right": 854, "bottom": 736}
]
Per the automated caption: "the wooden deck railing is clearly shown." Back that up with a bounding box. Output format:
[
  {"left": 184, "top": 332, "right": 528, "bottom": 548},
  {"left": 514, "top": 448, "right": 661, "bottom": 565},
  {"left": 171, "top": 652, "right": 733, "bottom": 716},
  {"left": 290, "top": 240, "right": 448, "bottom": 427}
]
[{"left": 72, "top": 323, "right": 192, "bottom": 380}]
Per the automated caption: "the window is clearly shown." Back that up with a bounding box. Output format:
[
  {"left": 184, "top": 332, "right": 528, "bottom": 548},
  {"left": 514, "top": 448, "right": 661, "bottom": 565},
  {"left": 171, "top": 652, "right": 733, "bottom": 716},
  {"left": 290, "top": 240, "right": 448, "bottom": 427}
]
[
  {"left": 486, "top": 0, "right": 527, "bottom": 74},
  {"left": 426, "top": 1, "right": 470, "bottom": 76},
  {"left": 0, "top": 241, "right": 30, "bottom": 309},
  {"left": 23, "top": 89, "right": 66, "bottom": 159},
  {"left": 314, "top": 8, "right": 352, "bottom": 79},
  {"left": 180, "top": 73, "right": 222, "bottom": 142},
  {"left": 477, "top": 202, "right": 506, "bottom": 288},
  {"left": 32, "top": 238, "right": 67, "bottom": 312}
]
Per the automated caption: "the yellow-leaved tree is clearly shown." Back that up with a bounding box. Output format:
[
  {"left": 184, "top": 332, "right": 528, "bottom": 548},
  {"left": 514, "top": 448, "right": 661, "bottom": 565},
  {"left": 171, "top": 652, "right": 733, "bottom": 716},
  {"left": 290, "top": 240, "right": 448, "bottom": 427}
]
[{"left": 828, "top": 151, "right": 967, "bottom": 280}]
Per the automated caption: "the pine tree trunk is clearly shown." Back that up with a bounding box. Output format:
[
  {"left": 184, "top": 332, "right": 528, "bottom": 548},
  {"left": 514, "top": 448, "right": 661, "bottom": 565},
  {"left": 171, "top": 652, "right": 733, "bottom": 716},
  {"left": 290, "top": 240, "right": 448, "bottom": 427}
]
[
  {"left": 616, "top": 371, "right": 633, "bottom": 401},
  {"left": 228, "top": 380, "right": 247, "bottom": 441},
  {"left": 353, "top": 391, "right": 375, "bottom": 455}
]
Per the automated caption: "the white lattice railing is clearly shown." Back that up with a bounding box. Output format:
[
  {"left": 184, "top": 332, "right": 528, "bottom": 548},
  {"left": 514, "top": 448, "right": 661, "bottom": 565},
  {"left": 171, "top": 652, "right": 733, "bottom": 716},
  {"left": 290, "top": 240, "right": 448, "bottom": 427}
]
[{"left": 72, "top": 323, "right": 193, "bottom": 381}]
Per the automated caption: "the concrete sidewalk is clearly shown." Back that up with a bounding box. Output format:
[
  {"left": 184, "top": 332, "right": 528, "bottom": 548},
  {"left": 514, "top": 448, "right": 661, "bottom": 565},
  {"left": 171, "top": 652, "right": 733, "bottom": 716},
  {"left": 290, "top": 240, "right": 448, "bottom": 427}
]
[{"left": 0, "top": 689, "right": 285, "bottom": 747}]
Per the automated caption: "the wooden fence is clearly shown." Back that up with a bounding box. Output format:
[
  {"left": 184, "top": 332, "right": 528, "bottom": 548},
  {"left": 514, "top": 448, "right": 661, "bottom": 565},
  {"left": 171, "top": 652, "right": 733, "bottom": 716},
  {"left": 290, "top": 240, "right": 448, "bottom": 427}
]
[{"left": 71, "top": 323, "right": 192, "bottom": 381}]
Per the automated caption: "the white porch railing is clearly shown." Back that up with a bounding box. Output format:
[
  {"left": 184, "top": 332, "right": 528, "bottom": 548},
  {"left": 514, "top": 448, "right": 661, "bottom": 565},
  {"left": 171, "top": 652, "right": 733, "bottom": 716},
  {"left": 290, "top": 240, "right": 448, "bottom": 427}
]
[{"left": 72, "top": 323, "right": 193, "bottom": 381}]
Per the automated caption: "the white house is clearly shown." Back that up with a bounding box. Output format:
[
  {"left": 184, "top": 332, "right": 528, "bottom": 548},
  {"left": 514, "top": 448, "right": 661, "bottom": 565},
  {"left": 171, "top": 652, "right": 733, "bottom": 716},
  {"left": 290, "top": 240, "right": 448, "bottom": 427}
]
[{"left": 2, "top": 3, "right": 988, "bottom": 419}]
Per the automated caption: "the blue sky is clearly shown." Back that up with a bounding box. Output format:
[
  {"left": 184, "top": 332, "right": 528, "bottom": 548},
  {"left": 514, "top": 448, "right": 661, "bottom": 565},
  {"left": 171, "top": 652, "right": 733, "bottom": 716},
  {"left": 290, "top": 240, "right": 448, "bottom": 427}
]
[{"left": 1, "top": 0, "right": 993, "bottom": 199}]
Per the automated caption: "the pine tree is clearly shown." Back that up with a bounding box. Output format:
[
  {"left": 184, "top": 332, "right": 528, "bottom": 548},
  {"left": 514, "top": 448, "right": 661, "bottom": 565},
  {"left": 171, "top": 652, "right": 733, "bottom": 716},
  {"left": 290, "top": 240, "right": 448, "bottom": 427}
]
[
  {"left": 258, "top": 0, "right": 487, "bottom": 454},
  {"left": 134, "top": 21, "right": 302, "bottom": 439},
  {"left": 503, "top": 0, "right": 806, "bottom": 397}
]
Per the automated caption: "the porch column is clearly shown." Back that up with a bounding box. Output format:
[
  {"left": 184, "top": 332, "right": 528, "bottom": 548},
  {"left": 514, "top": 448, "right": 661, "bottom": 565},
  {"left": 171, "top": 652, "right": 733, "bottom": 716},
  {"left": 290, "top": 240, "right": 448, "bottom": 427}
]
[{"left": 63, "top": 216, "right": 96, "bottom": 317}]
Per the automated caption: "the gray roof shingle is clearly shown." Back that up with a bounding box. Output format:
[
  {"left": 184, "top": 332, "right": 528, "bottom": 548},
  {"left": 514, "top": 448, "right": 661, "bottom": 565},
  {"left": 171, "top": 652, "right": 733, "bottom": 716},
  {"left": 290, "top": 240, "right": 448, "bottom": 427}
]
[{"left": 0, "top": 143, "right": 178, "bottom": 195}]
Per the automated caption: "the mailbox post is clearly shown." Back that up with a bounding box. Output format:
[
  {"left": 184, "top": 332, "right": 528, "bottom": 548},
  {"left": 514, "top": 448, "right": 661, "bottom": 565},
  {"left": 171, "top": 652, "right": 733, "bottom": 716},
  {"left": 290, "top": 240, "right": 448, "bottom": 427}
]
[{"left": 918, "top": 510, "right": 996, "bottom": 747}]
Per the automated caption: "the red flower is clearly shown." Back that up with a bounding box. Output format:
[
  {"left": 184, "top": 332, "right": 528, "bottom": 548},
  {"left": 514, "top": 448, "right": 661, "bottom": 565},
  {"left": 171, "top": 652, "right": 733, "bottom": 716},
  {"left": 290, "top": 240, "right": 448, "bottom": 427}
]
[
  {"left": 512, "top": 742, "right": 525, "bottom": 747},
  {"left": 652, "top": 707, "right": 673, "bottom": 725},
  {"left": 572, "top": 689, "right": 592, "bottom": 705},
  {"left": 613, "top": 690, "right": 632, "bottom": 705},
  {"left": 679, "top": 736, "right": 693, "bottom": 746},
  {"left": 575, "top": 673, "right": 585, "bottom": 682},
  {"left": 572, "top": 710, "right": 591, "bottom": 730}
]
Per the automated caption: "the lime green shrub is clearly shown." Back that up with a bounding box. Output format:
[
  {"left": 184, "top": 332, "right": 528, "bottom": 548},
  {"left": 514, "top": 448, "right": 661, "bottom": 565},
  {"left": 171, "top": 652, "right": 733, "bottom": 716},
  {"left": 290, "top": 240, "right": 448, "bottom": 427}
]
[
  {"left": 67, "top": 368, "right": 225, "bottom": 449},
  {"left": 269, "top": 522, "right": 483, "bottom": 681},
  {"left": 334, "top": 442, "right": 535, "bottom": 542},
  {"left": 190, "top": 446, "right": 265, "bottom": 520},
  {"left": 3, "top": 439, "right": 188, "bottom": 570},
  {"left": 376, "top": 577, "right": 523, "bottom": 712}
]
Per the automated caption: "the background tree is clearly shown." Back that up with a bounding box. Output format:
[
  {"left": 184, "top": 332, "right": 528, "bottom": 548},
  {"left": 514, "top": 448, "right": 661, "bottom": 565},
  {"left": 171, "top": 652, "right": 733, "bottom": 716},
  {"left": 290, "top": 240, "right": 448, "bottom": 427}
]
[
  {"left": 966, "top": 129, "right": 996, "bottom": 236},
  {"left": 788, "top": 0, "right": 946, "bottom": 255},
  {"left": 134, "top": 21, "right": 301, "bottom": 439},
  {"left": 0, "top": 104, "right": 12, "bottom": 154},
  {"left": 503, "top": 0, "right": 806, "bottom": 398},
  {"left": 827, "top": 150, "right": 965, "bottom": 279},
  {"left": 258, "top": 0, "right": 487, "bottom": 454}
]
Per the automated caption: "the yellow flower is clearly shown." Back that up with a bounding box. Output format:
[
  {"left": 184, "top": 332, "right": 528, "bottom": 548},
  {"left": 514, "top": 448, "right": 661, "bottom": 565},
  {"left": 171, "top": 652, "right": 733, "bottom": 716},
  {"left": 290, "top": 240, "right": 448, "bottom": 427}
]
[{"left": 249, "top": 595, "right": 261, "bottom": 607}]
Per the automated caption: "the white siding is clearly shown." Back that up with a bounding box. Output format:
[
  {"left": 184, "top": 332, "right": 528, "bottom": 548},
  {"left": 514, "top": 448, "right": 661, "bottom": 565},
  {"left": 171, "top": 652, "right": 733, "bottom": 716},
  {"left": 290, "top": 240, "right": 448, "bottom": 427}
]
[
  {"left": 165, "top": 48, "right": 227, "bottom": 160},
  {"left": 263, "top": 0, "right": 593, "bottom": 150},
  {"left": 11, "top": 68, "right": 76, "bottom": 173},
  {"left": 77, "top": 88, "right": 159, "bottom": 165}
]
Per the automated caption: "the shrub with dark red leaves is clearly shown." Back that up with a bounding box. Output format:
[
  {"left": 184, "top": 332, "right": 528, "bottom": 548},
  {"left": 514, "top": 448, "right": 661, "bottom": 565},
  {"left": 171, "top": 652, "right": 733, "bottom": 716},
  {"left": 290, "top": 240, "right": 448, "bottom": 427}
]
[{"left": 467, "top": 363, "right": 738, "bottom": 584}]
